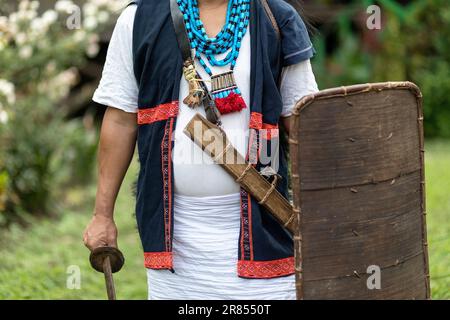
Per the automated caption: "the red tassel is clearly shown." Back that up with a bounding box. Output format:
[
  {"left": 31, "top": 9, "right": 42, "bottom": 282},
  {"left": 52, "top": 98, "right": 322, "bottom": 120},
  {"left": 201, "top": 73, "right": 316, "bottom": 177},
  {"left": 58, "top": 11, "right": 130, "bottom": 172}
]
[{"left": 215, "top": 92, "right": 247, "bottom": 115}]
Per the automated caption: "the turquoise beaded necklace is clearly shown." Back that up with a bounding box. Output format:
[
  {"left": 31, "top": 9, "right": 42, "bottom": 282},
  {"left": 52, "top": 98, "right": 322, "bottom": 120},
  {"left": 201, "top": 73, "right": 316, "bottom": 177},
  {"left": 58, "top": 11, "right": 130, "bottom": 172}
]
[{"left": 177, "top": 0, "right": 250, "bottom": 114}]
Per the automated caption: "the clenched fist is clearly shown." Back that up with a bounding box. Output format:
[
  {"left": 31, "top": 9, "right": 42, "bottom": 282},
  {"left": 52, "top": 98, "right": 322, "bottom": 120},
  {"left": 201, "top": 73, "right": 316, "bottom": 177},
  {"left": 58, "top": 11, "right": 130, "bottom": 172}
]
[{"left": 83, "top": 214, "right": 118, "bottom": 251}]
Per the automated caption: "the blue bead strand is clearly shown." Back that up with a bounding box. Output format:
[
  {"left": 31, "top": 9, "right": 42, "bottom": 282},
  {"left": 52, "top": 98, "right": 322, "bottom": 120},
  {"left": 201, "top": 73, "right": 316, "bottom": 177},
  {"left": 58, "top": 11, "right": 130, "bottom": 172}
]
[{"left": 177, "top": 0, "right": 250, "bottom": 76}]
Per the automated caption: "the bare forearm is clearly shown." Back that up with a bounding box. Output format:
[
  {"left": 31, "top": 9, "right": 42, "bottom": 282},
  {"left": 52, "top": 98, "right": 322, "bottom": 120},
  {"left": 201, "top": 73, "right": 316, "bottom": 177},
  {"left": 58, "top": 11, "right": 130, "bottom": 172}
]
[{"left": 94, "top": 107, "right": 137, "bottom": 218}]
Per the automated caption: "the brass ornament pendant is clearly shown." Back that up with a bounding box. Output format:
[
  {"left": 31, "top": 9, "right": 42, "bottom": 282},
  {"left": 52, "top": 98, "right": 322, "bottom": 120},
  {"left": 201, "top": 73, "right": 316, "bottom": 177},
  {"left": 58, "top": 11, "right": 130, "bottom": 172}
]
[
  {"left": 211, "top": 71, "right": 238, "bottom": 96},
  {"left": 210, "top": 71, "right": 247, "bottom": 115},
  {"left": 182, "top": 59, "right": 205, "bottom": 108}
]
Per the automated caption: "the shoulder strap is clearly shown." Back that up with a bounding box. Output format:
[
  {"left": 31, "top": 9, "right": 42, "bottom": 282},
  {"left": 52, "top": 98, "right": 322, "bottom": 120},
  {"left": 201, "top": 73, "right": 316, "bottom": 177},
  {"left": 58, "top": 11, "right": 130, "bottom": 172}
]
[
  {"left": 170, "top": 0, "right": 192, "bottom": 62},
  {"left": 260, "top": 0, "right": 280, "bottom": 40}
]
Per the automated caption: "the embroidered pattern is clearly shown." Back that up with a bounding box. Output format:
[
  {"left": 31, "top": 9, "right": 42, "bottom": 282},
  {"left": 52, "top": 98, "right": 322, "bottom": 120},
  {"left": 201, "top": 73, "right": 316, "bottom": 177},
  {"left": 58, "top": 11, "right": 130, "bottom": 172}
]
[
  {"left": 144, "top": 252, "right": 173, "bottom": 269},
  {"left": 249, "top": 112, "right": 279, "bottom": 139},
  {"left": 138, "top": 101, "right": 179, "bottom": 125},
  {"left": 247, "top": 128, "right": 259, "bottom": 164},
  {"left": 161, "top": 118, "right": 174, "bottom": 252},
  {"left": 249, "top": 112, "right": 263, "bottom": 129},
  {"left": 261, "top": 123, "right": 279, "bottom": 140},
  {"left": 239, "top": 189, "right": 253, "bottom": 261},
  {"left": 237, "top": 257, "right": 295, "bottom": 279}
]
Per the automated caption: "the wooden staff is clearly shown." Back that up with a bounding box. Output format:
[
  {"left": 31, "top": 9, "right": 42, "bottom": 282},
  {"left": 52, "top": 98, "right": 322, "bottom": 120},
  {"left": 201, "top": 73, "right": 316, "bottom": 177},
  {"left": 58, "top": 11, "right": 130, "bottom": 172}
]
[
  {"left": 184, "top": 113, "right": 296, "bottom": 234},
  {"left": 89, "top": 246, "right": 125, "bottom": 300}
]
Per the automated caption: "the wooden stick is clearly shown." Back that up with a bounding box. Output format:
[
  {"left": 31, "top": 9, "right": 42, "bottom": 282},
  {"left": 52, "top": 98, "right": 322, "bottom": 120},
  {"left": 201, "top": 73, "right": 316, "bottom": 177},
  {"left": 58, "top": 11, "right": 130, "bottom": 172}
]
[
  {"left": 103, "top": 256, "right": 116, "bottom": 300},
  {"left": 89, "top": 247, "right": 124, "bottom": 300}
]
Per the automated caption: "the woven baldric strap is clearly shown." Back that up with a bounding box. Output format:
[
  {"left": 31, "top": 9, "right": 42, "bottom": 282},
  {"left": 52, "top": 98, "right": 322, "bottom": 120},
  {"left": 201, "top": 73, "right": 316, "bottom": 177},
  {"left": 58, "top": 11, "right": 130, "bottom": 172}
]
[{"left": 260, "top": 0, "right": 280, "bottom": 39}]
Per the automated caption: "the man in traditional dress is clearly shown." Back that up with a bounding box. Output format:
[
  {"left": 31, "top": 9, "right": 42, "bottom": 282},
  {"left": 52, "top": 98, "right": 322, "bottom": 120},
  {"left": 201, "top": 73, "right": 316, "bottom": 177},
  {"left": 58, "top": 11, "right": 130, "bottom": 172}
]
[{"left": 83, "top": 0, "right": 318, "bottom": 299}]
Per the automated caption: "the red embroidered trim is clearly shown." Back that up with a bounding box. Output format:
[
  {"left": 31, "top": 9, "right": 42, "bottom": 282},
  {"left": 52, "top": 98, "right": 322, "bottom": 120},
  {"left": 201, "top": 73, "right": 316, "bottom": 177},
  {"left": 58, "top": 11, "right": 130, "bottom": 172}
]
[
  {"left": 144, "top": 252, "right": 173, "bottom": 269},
  {"left": 138, "top": 101, "right": 179, "bottom": 125},
  {"left": 249, "top": 112, "right": 262, "bottom": 129},
  {"left": 239, "top": 189, "right": 252, "bottom": 261},
  {"left": 247, "top": 192, "right": 254, "bottom": 261},
  {"left": 262, "top": 123, "right": 278, "bottom": 130},
  {"left": 249, "top": 112, "right": 279, "bottom": 139},
  {"left": 161, "top": 118, "right": 174, "bottom": 252},
  {"left": 239, "top": 191, "right": 244, "bottom": 260},
  {"left": 237, "top": 257, "right": 295, "bottom": 279},
  {"left": 261, "top": 128, "right": 279, "bottom": 140},
  {"left": 247, "top": 128, "right": 259, "bottom": 164}
]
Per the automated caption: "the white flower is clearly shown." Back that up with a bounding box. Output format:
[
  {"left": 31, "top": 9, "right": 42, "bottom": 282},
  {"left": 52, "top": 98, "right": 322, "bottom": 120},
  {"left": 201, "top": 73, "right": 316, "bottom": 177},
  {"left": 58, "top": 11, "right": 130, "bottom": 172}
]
[
  {"left": 83, "top": 3, "right": 98, "bottom": 17},
  {"left": 19, "top": 45, "right": 33, "bottom": 59},
  {"left": 83, "top": 16, "right": 98, "bottom": 30},
  {"left": 30, "top": 1, "right": 40, "bottom": 11},
  {"left": 19, "top": 0, "right": 30, "bottom": 12},
  {"left": 30, "top": 17, "right": 45, "bottom": 34},
  {"left": 97, "top": 11, "right": 110, "bottom": 24},
  {"left": 0, "top": 79, "right": 16, "bottom": 105},
  {"left": 9, "top": 13, "right": 18, "bottom": 25},
  {"left": 73, "top": 29, "right": 87, "bottom": 43},
  {"left": 91, "top": 0, "right": 108, "bottom": 7},
  {"left": 55, "top": 0, "right": 76, "bottom": 14},
  {"left": 16, "top": 8, "right": 37, "bottom": 22},
  {"left": 44, "top": 68, "right": 79, "bottom": 100},
  {"left": 42, "top": 10, "right": 58, "bottom": 25},
  {"left": 58, "top": 68, "right": 79, "bottom": 87},
  {"left": 0, "top": 110, "right": 8, "bottom": 124},
  {"left": 24, "top": 10, "right": 38, "bottom": 21},
  {"left": 15, "top": 32, "right": 27, "bottom": 45},
  {"left": 0, "top": 16, "right": 8, "bottom": 29},
  {"left": 86, "top": 42, "right": 100, "bottom": 57}
]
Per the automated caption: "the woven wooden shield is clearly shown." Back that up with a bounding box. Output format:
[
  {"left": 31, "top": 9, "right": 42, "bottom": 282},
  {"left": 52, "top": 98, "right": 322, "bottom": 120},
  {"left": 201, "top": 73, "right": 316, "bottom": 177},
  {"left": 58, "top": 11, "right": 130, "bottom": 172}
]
[{"left": 290, "top": 82, "right": 430, "bottom": 300}]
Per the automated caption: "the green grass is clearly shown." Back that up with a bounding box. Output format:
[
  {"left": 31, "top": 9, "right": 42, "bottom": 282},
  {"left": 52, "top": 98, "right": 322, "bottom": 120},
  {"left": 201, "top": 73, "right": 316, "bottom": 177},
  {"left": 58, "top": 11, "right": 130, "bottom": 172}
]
[
  {"left": 425, "top": 140, "right": 450, "bottom": 299},
  {"left": 0, "top": 159, "right": 146, "bottom": 300},
  {"left": 0, "top": 141, "right": 449, "bottom": 300}
]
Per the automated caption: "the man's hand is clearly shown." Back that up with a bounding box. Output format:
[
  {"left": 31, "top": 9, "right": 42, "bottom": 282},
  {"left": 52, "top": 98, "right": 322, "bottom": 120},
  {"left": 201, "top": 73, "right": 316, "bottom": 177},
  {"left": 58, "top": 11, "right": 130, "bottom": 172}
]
[{"left": 83, "top": 214, "right": 118, "bottom": 250}]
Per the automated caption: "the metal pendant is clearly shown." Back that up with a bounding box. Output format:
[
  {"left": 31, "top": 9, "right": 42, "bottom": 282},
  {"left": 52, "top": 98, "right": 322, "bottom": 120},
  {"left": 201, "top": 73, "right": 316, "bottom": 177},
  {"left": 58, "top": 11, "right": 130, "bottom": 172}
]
[{"left": 211, "top": 71, "right": 238, "bottom": 98}]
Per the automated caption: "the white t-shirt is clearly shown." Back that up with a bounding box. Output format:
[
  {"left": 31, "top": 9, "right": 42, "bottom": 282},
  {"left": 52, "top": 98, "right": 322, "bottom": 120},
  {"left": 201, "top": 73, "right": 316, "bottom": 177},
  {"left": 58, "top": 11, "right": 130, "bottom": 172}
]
[{"left": 93, "top": 4, "right": 319, "bottom": 197}]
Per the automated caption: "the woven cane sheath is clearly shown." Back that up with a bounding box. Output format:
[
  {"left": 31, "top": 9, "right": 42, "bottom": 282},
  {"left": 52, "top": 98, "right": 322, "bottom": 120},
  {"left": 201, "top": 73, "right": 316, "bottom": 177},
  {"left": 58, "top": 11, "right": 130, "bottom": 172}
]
[{"left": 184, "top": 113, "right": 296, "bottom": 234}]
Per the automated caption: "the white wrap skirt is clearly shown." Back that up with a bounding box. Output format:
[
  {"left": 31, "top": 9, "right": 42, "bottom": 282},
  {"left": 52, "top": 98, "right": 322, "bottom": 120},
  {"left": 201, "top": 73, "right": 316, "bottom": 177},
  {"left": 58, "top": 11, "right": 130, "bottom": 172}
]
[{"left": 146, "top": 192, "right": 296, "bottom": 300}]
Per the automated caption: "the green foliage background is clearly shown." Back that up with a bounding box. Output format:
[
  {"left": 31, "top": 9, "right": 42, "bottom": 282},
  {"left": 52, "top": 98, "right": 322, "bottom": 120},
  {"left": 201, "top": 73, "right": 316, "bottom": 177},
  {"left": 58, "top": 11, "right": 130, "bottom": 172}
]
[
  {"left": 312, "top": 0, "right": 450, "bottom": 137},
  {"left": 0, "top": 0, "right": 121, "bottom": 225}
]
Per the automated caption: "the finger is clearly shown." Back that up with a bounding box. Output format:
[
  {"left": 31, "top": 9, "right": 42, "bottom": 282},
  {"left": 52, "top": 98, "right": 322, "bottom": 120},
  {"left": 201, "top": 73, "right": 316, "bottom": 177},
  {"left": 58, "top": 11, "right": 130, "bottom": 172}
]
[
  {"left": 84, "top": 241, "right": 93, "bottom": 251},
  {"left": 84, "top": 236, "right": 99, "bottom": 251},
  {"left": 112, "top": 238, "right": 118, "bottom": 248},
  {"left": 108, "top": 237, "right": 118, "bottom": 248},
  {"left": 83, "top": 231, "right": 93, "bottom": 250}
]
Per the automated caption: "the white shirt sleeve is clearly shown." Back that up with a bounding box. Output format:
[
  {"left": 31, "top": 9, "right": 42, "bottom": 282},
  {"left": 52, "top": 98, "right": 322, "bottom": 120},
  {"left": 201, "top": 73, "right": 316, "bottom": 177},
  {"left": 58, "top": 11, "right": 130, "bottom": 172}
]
[
  {"left": 92, "top": 5, "right": 138, "bottom": 113},
  {"left": 279, "top": 59, "right": 319, "bottom": 117}
]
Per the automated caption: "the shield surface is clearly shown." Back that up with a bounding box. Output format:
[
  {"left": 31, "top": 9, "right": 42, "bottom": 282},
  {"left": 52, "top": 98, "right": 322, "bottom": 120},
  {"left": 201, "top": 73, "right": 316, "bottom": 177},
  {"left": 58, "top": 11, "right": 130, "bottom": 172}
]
[{"left": 290, "top": 82, "right": 430, "bottom": 300}]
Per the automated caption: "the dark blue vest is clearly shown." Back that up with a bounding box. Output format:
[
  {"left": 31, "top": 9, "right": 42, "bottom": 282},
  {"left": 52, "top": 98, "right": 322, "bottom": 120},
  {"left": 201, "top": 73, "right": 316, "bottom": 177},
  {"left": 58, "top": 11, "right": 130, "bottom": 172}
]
[{"left": 131, "top": 0, "right": 314, "bottom": 278}]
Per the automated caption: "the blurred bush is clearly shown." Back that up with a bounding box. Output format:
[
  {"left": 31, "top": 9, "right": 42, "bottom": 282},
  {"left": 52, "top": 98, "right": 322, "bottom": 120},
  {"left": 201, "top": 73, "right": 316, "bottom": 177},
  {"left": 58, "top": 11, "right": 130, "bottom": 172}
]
[
  {"left": 373, "top": 0, "right": 450, "bottom": 138},
  {"left": 311, "top": 0, "right": 450, "bottom": 138},
  {"left": 0, "top": 0, "right": 126, "bottom": 226}
]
